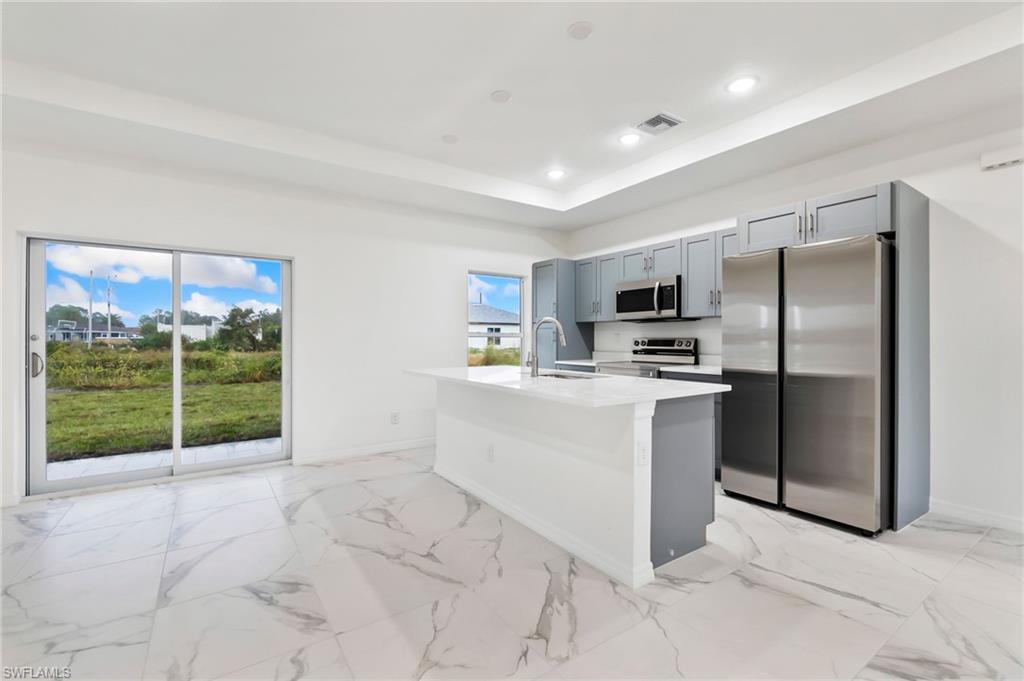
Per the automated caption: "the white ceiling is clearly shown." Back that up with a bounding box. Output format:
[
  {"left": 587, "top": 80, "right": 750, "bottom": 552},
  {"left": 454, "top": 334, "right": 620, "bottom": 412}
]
[{"left": 2, "top": 2, "right": 1022, "bottom": 228}]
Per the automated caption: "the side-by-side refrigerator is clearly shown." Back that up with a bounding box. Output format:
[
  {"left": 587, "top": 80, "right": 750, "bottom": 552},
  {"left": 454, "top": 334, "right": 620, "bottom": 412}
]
[{"left": 721, "top": 234, "right": 892, "bottom": 533}]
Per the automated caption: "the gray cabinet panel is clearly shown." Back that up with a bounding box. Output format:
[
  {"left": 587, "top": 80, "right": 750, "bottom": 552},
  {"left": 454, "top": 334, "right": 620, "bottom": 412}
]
[
  {"left": 649, "top": 239, "right": 682, "bottom": 278},
  {"left": 739, "top": 202, "right": 805, "bottom": 252},
  {"left": 596, "top": 252, "right": 620, "bottom": 321},
  {"left": 683, "top": 233, "right": 715, "bottom": 317},
  {"left": 715, "top": 228, "right": 740, "bottom": 317},
  {"left": 808, "top": 184, "right": 892, "bottom": 242},
  {"left": 536, "top": 326, "right": 555, "bottom": 370},
  {"left": 621, "top": 248, "right": 647, "bottom": 282},
  {"left": 532, "top": 260, "right": 556, "bottom": 321},
  {"left": 575, "top": 258, "right": 596, "bottom": 322}
]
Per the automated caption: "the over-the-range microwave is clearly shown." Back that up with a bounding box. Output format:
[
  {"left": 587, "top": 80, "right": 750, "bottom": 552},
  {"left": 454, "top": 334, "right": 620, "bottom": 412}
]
[{"left": 615, "top": 275, "right": 683, "bottom": 321}]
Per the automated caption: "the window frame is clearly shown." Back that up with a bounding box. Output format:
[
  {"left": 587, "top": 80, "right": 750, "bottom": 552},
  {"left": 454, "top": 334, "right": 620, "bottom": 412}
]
[{"left": 467, "top": 270, "right": 524, "bottom": 368}]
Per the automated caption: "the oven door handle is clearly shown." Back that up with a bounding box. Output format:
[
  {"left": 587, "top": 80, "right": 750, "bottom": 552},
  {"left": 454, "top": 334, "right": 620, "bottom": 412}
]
[{"left": 653, "top": 280, "right": 661, "bottom": 316}]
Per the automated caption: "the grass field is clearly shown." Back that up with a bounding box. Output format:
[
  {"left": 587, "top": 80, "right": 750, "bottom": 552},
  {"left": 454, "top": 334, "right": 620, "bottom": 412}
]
[{"left": 47, "top": 381, "right": 281, "bottom": 461}]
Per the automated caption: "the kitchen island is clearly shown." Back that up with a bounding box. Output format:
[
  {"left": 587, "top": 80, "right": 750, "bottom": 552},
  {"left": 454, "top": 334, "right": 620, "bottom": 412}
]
[{"left": 406, "top": 366, "right": 730, "bottom": 588}]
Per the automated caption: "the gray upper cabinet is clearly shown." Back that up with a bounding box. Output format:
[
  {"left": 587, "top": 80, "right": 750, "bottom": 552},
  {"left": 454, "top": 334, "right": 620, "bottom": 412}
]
[
  {"left": 807, "top": 184, "right": 892, "bottom": 243},
  {"left": 714, "top": 227, "right": 740, "bottom": 316},
  {"left": 531, "top": 259, "right": 594, "bottom": 368},
  {"left": 596, "top": 252, "right": 620, "bottom": 321},
  {"left": 621, "top": 248, "right": 647, "bottom": 282},
  {"left": 739, "top": 202, "right": 805, "bottom": 253},
  {"left": 575, "top": 258, "right": 597, "bottom": 322},
  {"left": 683, "top": 233, "right": 716, "bottom": 318},
  {"left": 648, "top": 239, "right": 682, "bottom": 278},
  {"left": 532, "top": 260, "right": 557, "bottom": 320}
]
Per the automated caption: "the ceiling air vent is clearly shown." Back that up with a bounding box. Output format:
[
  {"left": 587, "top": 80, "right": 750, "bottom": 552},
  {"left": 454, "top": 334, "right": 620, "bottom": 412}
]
[
  {"left": 635, "top": 112, "right": 683, "bottom": 136},
  {"left": 979, "top": 145, "right": 1023, "bottom": 172}
]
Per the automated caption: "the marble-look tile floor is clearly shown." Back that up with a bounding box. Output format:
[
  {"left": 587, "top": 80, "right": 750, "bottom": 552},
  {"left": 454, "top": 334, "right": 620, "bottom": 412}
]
[{"left": 2, "top": 447, "right": 1020, "bottom": 680}]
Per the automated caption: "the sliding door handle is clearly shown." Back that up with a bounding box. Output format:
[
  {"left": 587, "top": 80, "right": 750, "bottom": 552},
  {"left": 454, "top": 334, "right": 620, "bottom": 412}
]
[{"left": 31, "top": 352, "right": 44, "bottom": 378}]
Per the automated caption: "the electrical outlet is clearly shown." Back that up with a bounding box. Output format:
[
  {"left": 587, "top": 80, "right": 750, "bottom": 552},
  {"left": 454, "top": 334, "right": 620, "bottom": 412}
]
[
  {"left": 390, "top": 412, "right": 400, "bottom": 425},
  {"left": 637, "top": 443, "right": 650, "bottom": 467}
]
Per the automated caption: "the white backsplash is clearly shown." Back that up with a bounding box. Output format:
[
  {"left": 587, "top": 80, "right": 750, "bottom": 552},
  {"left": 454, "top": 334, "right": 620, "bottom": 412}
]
[{"left": 592, "top": 318, "right": 723, "bottom": 366}]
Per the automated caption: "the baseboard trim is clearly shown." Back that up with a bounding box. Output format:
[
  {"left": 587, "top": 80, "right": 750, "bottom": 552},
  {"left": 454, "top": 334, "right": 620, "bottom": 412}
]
[
  {"left": 929, "top": 496, "right": 1023, "bottom": 531},
  {"left": 295, "top": 437, "right": 435, "bottom": 465},
  {"left": 435, "top": 465, "right": 655, "bottom": 589}
]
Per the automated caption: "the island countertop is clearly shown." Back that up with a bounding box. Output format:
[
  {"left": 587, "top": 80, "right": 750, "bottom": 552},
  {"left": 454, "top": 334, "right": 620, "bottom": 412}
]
[{"left": 406, "top": 366, "right": 729, "bottom": 408}]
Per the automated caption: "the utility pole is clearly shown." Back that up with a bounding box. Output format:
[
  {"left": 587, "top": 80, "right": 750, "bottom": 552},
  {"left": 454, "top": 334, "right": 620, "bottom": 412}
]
[
  {"left": 106, "top": 275, "right": 112, "bottom": 339},
  {"left": 87, "top": 269, "right": 94, "bottom": 349}
]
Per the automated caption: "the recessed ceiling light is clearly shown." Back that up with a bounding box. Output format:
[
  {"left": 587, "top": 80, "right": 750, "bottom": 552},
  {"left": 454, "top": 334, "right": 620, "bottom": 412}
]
[
  {"left": 567, "top": 21, "right": 594, "bottom": 40},
  {"left": 619, "top": 132, "right": 641, "bottom": 146},
  {"left": 441, "top": 134, "right": 459, "bottom": 144},
  {"left": 490, "top": 89, "right": 512, "bottom": 103},
  {"left": 546, "top": 168, "right": 566, "bottom": 180},
  {"left": 726, "top": 76, "right": 759, "bottom": 94}
]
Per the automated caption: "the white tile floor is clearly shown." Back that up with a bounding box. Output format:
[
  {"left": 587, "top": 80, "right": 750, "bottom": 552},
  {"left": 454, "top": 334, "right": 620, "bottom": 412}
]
[
  {"left": 46, "top": 438, "right": 284, "bottom": 480},
  {"left": 2, "top": 447, "right": 1021, "bottom": 680}
]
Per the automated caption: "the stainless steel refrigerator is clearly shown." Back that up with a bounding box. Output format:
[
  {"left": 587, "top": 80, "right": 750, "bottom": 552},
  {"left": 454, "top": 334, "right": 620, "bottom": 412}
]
[{"left": 721, "top": 234, "right": 892, "bottom": 533}]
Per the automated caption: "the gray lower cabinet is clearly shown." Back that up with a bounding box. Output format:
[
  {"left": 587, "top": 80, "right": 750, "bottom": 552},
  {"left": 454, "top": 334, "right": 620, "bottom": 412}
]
[
  {"left": 683, "top": 233, "right": 716, "bottom": 317},
  {"left": 660, "top": 372, "right": 723, "bottom": 478},
  {"left": 531, "top": 258, "right": 594, "bottom": 369}
]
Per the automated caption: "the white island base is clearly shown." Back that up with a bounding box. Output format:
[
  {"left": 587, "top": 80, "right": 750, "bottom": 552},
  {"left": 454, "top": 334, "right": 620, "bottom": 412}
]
[{"left": 411, "top": 367, "right": 729, "bottom": 588}]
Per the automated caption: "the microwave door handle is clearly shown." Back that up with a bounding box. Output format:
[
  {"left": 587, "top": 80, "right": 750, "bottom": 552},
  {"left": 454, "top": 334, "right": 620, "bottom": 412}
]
[{"left": 653, "top": 280, "right": 661, "bottom": 315}]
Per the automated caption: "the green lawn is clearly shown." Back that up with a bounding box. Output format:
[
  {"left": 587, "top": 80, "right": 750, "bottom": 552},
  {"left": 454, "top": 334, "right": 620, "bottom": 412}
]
[{"left": 47, "top": 381, "right": 281, "bottom": 461}]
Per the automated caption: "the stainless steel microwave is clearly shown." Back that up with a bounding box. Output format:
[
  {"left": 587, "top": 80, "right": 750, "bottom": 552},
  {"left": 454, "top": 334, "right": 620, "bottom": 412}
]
[{"left": 615, "top": 275, "right": 683, "bottom": 321}]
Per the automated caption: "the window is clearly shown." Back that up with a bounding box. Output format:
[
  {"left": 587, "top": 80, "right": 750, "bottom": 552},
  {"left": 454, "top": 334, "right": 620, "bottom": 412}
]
[{"left": 467, "top": 273, "right": 523, "bottom": 366}]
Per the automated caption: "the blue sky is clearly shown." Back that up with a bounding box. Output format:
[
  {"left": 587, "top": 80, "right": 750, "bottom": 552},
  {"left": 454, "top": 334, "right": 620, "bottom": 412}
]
[
  {"left": 45, "top": 243, "right": 282, "bottom": 323},
  {"left": 468, "top": 274, "right": 520, "bottom": 314}
]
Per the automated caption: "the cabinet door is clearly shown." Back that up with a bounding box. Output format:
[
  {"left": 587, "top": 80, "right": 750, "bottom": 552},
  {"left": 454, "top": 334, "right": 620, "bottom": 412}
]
[
  {"left": 596, "top": 253, "right": 621, "bottom": 321},
  {"left": 807, "top": 184, "right": 891, "bottom": 242},
  {"left": 532, "top": 260, "right": 556, "bottom": 322},
  {"left": 683, "top": 233, "right": 716, "bottom": 317},
  {"left": 574, "top": 258, "right": 596, "bottom": 322},
  {"left": 739, "top": 202, "right": 806, "bottom": 252},
  {"left": 536, "top": 326, "right": 556, "bottom": 370},
  {"left": 620, "top": 248, "right": 647, "bottom": 282},
  {"left": 649, "top": 239, "right": 682, "bottom": 278},
  {"left": 715, "top": 228, "right": 740, "bottom": 316}
]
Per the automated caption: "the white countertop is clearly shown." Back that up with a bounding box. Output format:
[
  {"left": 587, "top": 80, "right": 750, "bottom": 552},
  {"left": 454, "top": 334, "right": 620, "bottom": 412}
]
[
  {"left": 407, "top": 366, "right": 729, "bottom": 408},
  {"left": 553, "top": 359, "right": 722, "bottom": 376}
]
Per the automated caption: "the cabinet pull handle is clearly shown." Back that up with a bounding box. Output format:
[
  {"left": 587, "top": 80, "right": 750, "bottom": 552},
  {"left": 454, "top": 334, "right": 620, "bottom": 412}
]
[
  {"left": 797, "top": 214, "right": 803, "bottom": 238},
  {"left": 809, "top": 213, "right": 815, "bottom": 237},
  {"left": 717, "top": 289, "right": 721, "bottom": 305},
  {"left": 709, "top": 289, "right": 714, "bottom": 306}
]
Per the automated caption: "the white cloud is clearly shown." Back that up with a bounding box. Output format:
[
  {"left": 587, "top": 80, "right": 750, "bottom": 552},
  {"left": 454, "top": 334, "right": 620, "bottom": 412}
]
[
  {"left": 468, "top": 274, "right": 495, "bottom": 305},
  {"left": 181, "top": 254, "right": 278, "bottom": 293},
  {"left": 46, "top": 276, "right": 137, "bottom": 322},
  {"left": 502, "top": 282, "right": 520, "bottom": 297},
  {"left": 182, "top": 291, "right": 230, "bottom": 318},
  {"left": 47, "top": 244, "right": 277, "bottom": 293},
  {"left": 234, "top": 299, "right": 281, "bottom": 314}
]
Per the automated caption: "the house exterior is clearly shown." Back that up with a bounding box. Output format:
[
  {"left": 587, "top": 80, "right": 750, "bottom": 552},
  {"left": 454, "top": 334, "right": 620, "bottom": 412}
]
[
  {"left": 47, "top": 320, "right": 141, "bottom": 342},
  {"left": 468, "top": 303, "right": 520, "bottom": 349},
  {"left": 157, "top": 321, "right": 223, "bottom": 342}
]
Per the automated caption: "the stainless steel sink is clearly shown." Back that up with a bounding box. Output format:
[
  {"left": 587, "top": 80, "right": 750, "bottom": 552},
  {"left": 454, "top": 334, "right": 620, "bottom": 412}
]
[{"left": 540, "top": 371, "right": 603, "bottom": 380}]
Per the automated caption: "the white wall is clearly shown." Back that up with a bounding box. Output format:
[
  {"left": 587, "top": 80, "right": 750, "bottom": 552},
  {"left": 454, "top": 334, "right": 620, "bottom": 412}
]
[
  {"left": 1, "top": 149, "right": 567, "bottom": 505},
  {"left": 570, "top": 129, "right": 1024, "bottom": 529}
]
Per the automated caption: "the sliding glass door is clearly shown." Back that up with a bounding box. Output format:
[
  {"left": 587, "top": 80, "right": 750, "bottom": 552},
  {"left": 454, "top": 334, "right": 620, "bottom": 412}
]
[{"left": 26, "top": 239, "right": 291, "bottom": 494}]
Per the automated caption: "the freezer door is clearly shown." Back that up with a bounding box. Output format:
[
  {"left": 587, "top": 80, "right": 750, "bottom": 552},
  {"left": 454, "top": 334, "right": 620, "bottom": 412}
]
[
  {"left": 721, "top": 249, "right": 781, "bottom": 504},
  {"left": 784, "top": 235, "right": 891, "bottom": 531}
]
